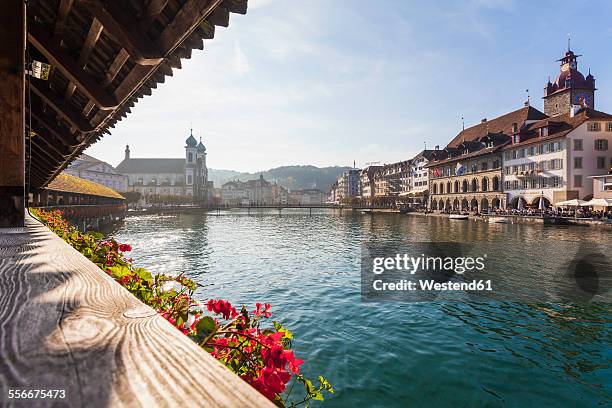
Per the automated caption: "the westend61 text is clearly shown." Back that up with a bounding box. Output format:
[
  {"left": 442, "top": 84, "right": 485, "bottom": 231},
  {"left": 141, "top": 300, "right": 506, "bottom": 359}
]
[{"left": 372, "top": 279, "right": 493, "bottom": 292}]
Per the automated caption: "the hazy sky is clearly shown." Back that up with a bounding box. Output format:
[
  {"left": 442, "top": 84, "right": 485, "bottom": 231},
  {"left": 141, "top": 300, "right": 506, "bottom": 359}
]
[{"left": 86, "top": 0, "right": 612, "bottom": 172}]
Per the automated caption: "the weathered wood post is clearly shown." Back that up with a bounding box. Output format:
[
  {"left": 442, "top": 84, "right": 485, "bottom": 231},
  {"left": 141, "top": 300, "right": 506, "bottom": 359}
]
[{"left": 0, "top": 1, "right": 26, "bottom": 227}]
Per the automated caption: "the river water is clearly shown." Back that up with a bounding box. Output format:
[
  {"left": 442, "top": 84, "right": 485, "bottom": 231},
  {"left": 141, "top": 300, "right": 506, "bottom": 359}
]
[{"left": 112, "top": 210, "right": 611, "bottom": 407}]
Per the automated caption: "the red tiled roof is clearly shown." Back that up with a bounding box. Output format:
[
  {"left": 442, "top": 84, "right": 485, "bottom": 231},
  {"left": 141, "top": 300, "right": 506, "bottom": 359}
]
[
  {"left": 506, "top": 108, "right": 612, "bottom": 148},
  {"left": 447, "top": 106, "right": 547, "bottom": 148}
]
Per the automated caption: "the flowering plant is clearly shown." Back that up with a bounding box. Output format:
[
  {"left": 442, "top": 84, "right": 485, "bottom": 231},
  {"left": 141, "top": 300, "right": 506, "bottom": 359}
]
[{"left": 30, "top": 209, "right": 332, "bottom": 406}]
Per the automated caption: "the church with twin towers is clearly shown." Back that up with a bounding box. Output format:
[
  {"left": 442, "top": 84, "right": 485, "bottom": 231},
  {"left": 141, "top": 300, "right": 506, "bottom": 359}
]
[{"left": 116, "top": 129, "right": 211, "bottom": 203}]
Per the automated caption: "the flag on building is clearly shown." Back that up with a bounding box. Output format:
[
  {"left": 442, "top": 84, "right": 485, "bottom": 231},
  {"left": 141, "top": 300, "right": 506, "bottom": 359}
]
[{"left": 456, "top": 162, "right": 466, "bottom": 176}]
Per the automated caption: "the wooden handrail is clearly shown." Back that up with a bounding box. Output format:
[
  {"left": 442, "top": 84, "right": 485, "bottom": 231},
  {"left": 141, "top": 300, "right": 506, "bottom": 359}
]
[{"left": 0, "top": 215, "right": 274, "bottom": 407}]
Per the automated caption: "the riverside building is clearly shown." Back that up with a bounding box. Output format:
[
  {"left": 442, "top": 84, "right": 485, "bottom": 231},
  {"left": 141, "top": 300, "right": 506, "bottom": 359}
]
[
  {"left": 407, "top": 150, "right": 434, "bottom": 207},
  {"left": 335, "top": 168, "right": 361, "bottom": 203},
  {"left": 502, "top": 48, "right": 612, "bottom": 207},
  {"left": 359, "top": 165, "right": 383, "bottom": 205},
  {"left": 65, "top": 153, "right": 128, "bottom": 193},
  {"left": 428, "top": 46, "right": 612, "bottom": 211},
  {"left": 116, "top": 130, "right": 210, "bottom": 203},
  {"left": 426, "top": 106, "right": 545, "bottom": 212}
]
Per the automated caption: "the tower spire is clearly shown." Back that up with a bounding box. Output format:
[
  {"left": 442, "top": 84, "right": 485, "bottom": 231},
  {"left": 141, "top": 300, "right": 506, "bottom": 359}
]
[{"left": 567, "top": 33, "right": 571, "bottom": 52}]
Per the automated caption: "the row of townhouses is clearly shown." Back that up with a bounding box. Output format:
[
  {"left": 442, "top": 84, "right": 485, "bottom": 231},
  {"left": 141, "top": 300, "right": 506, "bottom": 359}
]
[
  {"left": 220, "top": 175, "right": 326, "bottom": 206},
  {"left": 330, "top": 47, "right": 612, "bottom": 211}
]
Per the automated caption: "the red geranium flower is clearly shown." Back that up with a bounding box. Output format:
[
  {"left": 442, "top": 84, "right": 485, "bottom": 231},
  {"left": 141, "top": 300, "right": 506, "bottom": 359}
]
[{"left": 118, "top": 243, "right": 132, "bottom": 252}]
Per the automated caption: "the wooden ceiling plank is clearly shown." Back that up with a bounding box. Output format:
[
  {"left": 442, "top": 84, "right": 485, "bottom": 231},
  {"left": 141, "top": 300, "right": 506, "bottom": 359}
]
[
  {"left": 145, "top": 0, "right": 168, "bottom": 20},
  {"left": 157, "top": 0, "right": 223, "bottom": 54},
  {"left": 103, "top": 48, "right": 130, "bottom": 86},
  {"left": 29, "top": 21, "right": 119, "bottom": 110},
  {"left": 113, "top": 0, "right": 222, "bottom": 106},
  {"left": 30, "top": 79, "right": 95, "bottom": 133},
  {"left": 65, "top": 17, "right": 103, "bottom": 101},
  {"left": 29, "top": 104, "right": 82, "bottom": 148},
  {"left": 31, "top": 138, "right": 67, "bottom": 163},
  {"left": 29, "top": 125, "right": 72, "bottom": 158},
  {"left": 54, "top": 0, "right": 75, "bottom": 37},
  {"left": 79, "top": 0, "right": 163, "bottom": 65}
]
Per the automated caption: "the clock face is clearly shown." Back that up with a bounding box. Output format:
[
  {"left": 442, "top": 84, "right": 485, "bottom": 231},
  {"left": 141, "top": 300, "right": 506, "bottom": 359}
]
[{"left": 573, "top": 92, "right": 593, "bottom": 108}]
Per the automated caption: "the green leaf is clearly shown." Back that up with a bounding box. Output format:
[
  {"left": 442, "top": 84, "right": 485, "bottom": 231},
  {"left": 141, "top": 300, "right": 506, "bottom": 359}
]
[{"left": 196, "top": 316, "right": 217, "bottom": 334}]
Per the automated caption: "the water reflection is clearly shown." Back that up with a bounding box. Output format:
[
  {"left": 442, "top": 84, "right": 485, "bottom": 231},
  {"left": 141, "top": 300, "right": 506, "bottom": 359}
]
[{"left": 112, "top": 211, "right": 611, "bottom": 407}]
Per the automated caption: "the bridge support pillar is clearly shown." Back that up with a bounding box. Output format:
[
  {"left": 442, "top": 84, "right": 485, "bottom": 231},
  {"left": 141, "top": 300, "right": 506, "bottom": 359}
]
[{"left": 0, "top": 1, "right": 25, "bottom": 227}]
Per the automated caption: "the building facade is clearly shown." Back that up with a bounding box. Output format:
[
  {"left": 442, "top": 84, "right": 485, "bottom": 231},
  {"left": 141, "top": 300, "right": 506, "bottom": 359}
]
[
  {"left": 336, "top": 168, "right": 361, "bottom": 203},
  {"left": 288, "top": 189, "right": 326, "bottom": 205},
  {"left": 220, "top": 175, "right": 279, "bottom": 205},
  {"left": 65, "top": 153, "right": 128, "bottom": 192},
  {"left": 428, "top": 134, "right": 508, "bottom": 212},
  {"left": 502, "top": 48, "right": 612, "bottom": 207},
  {"left": 359, "top": 165, "right": 382, "bottom": 205},
  {"left": 407, "top": 150, "right": 434, "bottom": 207},
  {"left": 116, "top": 131, "right": 209, "bottom": 203}
]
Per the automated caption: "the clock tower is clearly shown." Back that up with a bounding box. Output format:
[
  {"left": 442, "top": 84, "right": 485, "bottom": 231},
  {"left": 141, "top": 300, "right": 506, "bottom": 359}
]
[{"left": 543, "top": 46, "right": 596, "bottom": 117}]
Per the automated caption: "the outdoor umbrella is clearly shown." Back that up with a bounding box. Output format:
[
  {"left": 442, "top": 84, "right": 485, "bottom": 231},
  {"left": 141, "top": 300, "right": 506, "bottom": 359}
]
[
  {"left": 554, "top": 199, "right": 585, "bottom": 207},
  {"left": 580, "top": 198, "right": 612, "bottom": 207}
]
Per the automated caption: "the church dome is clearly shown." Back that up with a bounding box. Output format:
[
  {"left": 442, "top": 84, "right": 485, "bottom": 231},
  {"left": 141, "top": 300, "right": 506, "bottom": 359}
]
[
  {"left": 185, "top": 131, "right": 197, "bottom": 147},
  {"left": 197, "top": 138, "right": 206, "bottom": 153},
  {"left": 553, "top": 68, "right": 588, "bottom": 89}
]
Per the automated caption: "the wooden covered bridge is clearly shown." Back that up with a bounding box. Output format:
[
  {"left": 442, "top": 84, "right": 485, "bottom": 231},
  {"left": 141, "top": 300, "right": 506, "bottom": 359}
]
[{"left": 0, "top": 0, "right": 273, "bottom": 406}]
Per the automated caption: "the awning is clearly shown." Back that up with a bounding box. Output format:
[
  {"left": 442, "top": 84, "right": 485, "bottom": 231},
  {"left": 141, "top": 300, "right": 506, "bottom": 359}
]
[
  {"left": 555, "top": 199, "right": 586, "bottom": 207},
  {"left": 580, "top": 198, "right": 612, "bottom": 207}
]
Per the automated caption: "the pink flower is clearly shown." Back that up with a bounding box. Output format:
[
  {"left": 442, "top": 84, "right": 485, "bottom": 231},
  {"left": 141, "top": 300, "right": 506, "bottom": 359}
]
[{"left": 253, "top": 302, "right": 272, "bottom": 318}]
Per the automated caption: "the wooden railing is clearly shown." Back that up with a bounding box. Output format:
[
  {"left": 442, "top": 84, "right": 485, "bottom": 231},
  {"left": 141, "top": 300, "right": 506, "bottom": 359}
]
[{"left": 0, "top": 215, "right": 274, "bottom": 407}]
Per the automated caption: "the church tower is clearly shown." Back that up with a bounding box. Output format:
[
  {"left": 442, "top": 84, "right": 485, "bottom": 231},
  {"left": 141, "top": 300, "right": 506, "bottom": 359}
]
[
  {"left": 195, "top": 137, "right": 208, "bottom": 203},
  {"left": 543, "top": 44, "right": 596, "bottom": 117},
  {"left": 185, "top": 129, "right": 198, "bottom": 198}
]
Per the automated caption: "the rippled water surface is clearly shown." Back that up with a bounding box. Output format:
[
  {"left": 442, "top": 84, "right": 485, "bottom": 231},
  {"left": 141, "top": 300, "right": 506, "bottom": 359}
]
[{"left": 112, "top": 210, "right": 611, "bottom": 407}]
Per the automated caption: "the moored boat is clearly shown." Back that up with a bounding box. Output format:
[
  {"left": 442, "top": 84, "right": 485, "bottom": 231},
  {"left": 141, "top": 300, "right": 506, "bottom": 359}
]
[
  {"left": 488, "top": 217, "right": 508, "bottom": 224},
  {"left": 449, "top": 214, "right": 469, "bottom": 220}
]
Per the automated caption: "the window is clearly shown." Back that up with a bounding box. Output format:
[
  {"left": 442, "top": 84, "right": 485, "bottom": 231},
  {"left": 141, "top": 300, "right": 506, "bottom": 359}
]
[
  {"left": 518, "top": 149, "right": 526, "bottom": 158},
  {"left": 574, "top": 175, "right": 582, "bottom": 188},
  {"left": 594, "top": 139, "right": 609, "bottom": 151},
  {"left": 528, "top": 146, "right": 535, "bottom": 156},
  {"left": 597, "top": 157, "right": 606, "bottom": 169},
  {"left": 512, "top": 150, "right": 518, "bottom": 159},
  {"left": 504, "top": 151, "right": 511, "bottom": 161},
  {"left": 505, "top": 181, "right": 510, "bottom": 190},
  {"left": 607, "top": 122, "right": 612, "bottom": 132},
  {"left": 504, "top": 166, "right": 511, "bottom": 175},
  {"left": 537, "top": 144, "right": 545, "bottom": 155},
  {"left": 551, "top": 176, "right": 561, "bottom": 188},
  {"left": 574, "top": 157, "right": 583, "bottom": 169},
  {"left": 522, "top": 179, "right": 528, "bottom": 189},
  {"left": 541, "top": 178, "right": 549, "bottom": 188},
  {"left": 187, "top": 175, "right": 193, "bottom": 185},
  {"left": 573, "top": 139, "right": 583, "bottom": 151},
  {"left": 574, "top": 157, "right": 582, "bottom": 169},
  {"left": 588, "top": 122, "right": 601, "bottom": 132},
  {"left": 481, "top": 162, "right": 488, "bottom": 171},
  {"left": 188, "top": 152, "right": 193, "bottom": 163}
]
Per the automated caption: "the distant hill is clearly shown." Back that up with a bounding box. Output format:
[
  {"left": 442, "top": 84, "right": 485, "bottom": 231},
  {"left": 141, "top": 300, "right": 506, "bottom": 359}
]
[{"left": 208, "top": 165, "right": 351, "bottom": 191}]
